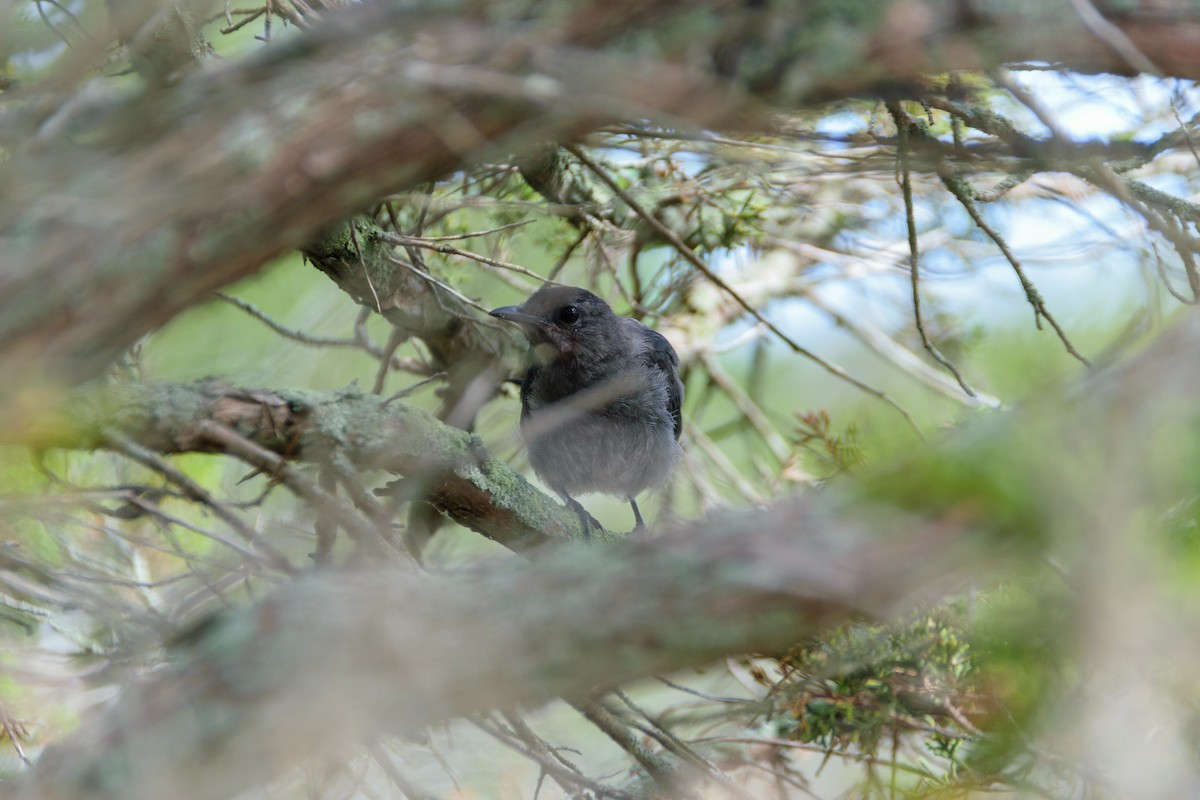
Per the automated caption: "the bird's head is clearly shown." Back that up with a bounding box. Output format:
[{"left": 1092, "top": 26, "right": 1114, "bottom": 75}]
[{"left": 490, "top": 285, "right": 622, "bottom": 365}]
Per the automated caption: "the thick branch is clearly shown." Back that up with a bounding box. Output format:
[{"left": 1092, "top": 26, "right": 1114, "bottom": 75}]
[
  {"left": 0, "top": 2, "right": 758, "bottom": 390},
  {"left": 21, "top": 379, "right": 604, "bottom": 547},
  {"left": 4, "top": 1, "right": 1199, "bottom": 388},
  {"left": 11, "top": 496, "right": 974, "bottom": 800},
  {"left": 303, "top": 218, "right": 525, "bottom": 422}
]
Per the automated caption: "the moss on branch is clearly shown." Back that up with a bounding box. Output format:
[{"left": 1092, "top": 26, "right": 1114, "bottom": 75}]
[{"left": 25, "top": 379, "right": 611, "bottom": 548}]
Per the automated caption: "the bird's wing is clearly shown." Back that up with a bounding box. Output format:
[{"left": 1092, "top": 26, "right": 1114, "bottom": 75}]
[
  {"left": 518, "top": 363, "right": 540, "bottom": 424},
  {"left": 638, "top": 326, "right": 684, "bottom": 440}
]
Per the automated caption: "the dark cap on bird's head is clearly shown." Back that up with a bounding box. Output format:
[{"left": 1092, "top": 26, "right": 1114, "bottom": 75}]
[{"left": 490, "top": 285, "right": 623, "bottom": 362}]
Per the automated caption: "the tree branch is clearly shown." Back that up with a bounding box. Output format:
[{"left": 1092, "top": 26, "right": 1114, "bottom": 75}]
[
  {"left": 11, "top": 494, "right": 977, "bottom": 800},
  {"left": 303, "top": 217, "right": 525, "bottom": 424},
  {"left": 5, "top": 0, "right": 1200, "bottom": 389},
  {"left": 0, "top": 2, "right": 761, "bottom": 390},
  {"left": 18, "top": 379, "right": 607, "bottom": 547}
]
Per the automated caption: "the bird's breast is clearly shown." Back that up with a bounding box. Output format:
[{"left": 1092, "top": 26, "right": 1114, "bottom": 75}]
[{"left": 520, "top": 366, "right": 679, "bottom": 497}]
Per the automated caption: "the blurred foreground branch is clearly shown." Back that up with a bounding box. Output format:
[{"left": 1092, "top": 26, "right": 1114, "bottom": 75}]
[
  {"left": 0, "top": 2, "right": 756, "bottom": 390},
  {"left": 12, "top": 494, "right": 974, "bottom": 800},
  {"left": 4, "top": 0, "right": 1200, "bottom": 389}
]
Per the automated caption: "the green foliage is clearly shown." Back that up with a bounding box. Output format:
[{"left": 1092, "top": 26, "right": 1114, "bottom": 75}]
[
  {"left": 768, "top": 605, "right": 978, "bottom": 756},
  {"left": 759, "top": 585, "right": 1075, "bottom": 797},
  {"left": 1164, "top": 495, "right": 1200, "bottom": 560},
  {"left": 792, "top": 409, "right": 865, "bottom": 480},
  {"left": 960, "top": 579, "right": 1071, "bottom": 781},
  {"left": 857, "top": 418, "right": 1054, "bottom": 553}
]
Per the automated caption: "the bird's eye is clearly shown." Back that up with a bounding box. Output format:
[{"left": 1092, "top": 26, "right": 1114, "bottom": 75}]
[{"left": 556, "top": 305, "right": 580, "bottom": 326}]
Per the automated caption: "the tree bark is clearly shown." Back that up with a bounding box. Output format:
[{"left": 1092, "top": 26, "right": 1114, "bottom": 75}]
[
  {"left": 12, "top": 494, "right": 976, "bottom": 800},
  {"left": 2, "top": 0, "right": 1198, "bottom": 390},
  {"left": 21, "top": 379, "right": 604, "bottom": 547}
]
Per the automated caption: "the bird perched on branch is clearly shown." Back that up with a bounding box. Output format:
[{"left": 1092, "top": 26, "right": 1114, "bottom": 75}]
[{"left": 490, "top": 285, "right": 683, "bottom": 535}]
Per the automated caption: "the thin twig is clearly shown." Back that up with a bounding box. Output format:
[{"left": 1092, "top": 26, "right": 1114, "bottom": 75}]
[
  {"left": 1153, "top": 241, "right": 1200, "bottom": 306},
  {"left": 383, "top": 254, "right": 496, "bottom": 316},
  {"left": 34, "top": 0, "right": 95, "bottom": 46},
  {"left": 1170, "top": 99, "right": 1200, "bottom": 170},
  {"left": 473, "top": 714, "right": 627, "bottom": 800},
  {"left": 365, "top": 741, "right": 438, "bottom": 800},
  {"left": 121, "top": 497, "right": 277, "bottom": 570},
  {"left": 610, "top": 689, "right": 757, "bottom": 800},
  {"left": 938, "top": 167, "right": 1091, "bottom": 366},
  {"left": 1083, "top": 162, "right": 1200, "bottom": 300},
  {"left": 372, "top": 325, "right": 408, "bottom": 394},
  {"left": 656, "top": 677, "right": 757, "bottom": 706},
  {"left": 384, "top": 372, "right": 447, "bottom": 405},
  {"left": 195, "top": 421, "right": 410, "bottom": 561},
  {"left": 500, "top": 712, "right": 590, "bottom": 781},
  {"left": 400, "top": 219, "right": 536, "bottom": 242},
  {"left": 927, "top": 85, "right": 1200, "bottom": 309},
  {"left": 574, "top": 700, "right": 680, "bottom": 792},
  {"left": 973, "top": 170, "right": 1036, "bottom": 203},
  {"left": 888, "top": 102, "right": 981, "bottom": 396},
  {"left": 327, "top": 455, "right": 409, "bottom": 556},
  {"left": 215, "top": 293, "right": 360, "bottom": 348},
  {"left": 697, "top": 352, "right": 791, "bottom": 464},
  {"left": 217, "top": 292, "right": 429, "bottom": 373},
  {"left": 548, "top": 228, "right": 589, "bottom": 281},
  {"left": 380, "top": 231, "right": 549, "bottom": 287},
  {"left": 350, "top": 223, "right": 383, "bottom": 313},
  {"left": 802, "top": 292, "right": 1001, "bottom": 409},
  {"left": 683, "top": 419, "right": 769, "bottom": 503},
  {"left": 103, "top": 431, "right": 297, "bottom": 575},
  {"left": 219, "top": 7, "right": 265, "bottom": 34},
  {"left": 564, "top": 143, "right": 925, "bottom": 440}
]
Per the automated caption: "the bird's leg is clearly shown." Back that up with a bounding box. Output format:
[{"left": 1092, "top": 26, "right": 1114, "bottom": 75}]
[
  {"left": 629, "top": 497, "right": 647, "bottom": 534},
  {"left": 562, "top": 494, "right": 601, "bottom": 539}
]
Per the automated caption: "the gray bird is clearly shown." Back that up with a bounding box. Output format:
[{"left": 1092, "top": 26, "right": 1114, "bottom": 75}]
[{"left": 490, "top": 285, "right": 683, "bottom": 534}]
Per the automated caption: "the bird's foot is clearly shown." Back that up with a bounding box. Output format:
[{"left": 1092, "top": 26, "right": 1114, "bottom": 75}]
[
  {"left": 564, "top": 496, "right": 601, "bottom": 539},
  {"left": 628, "top": 497, "right": 648, "bottom": 537}
]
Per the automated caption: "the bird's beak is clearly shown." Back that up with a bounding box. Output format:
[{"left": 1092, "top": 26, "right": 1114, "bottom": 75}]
[{"left": 490, "top": 306, "right": 547, "bottom": 327}]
